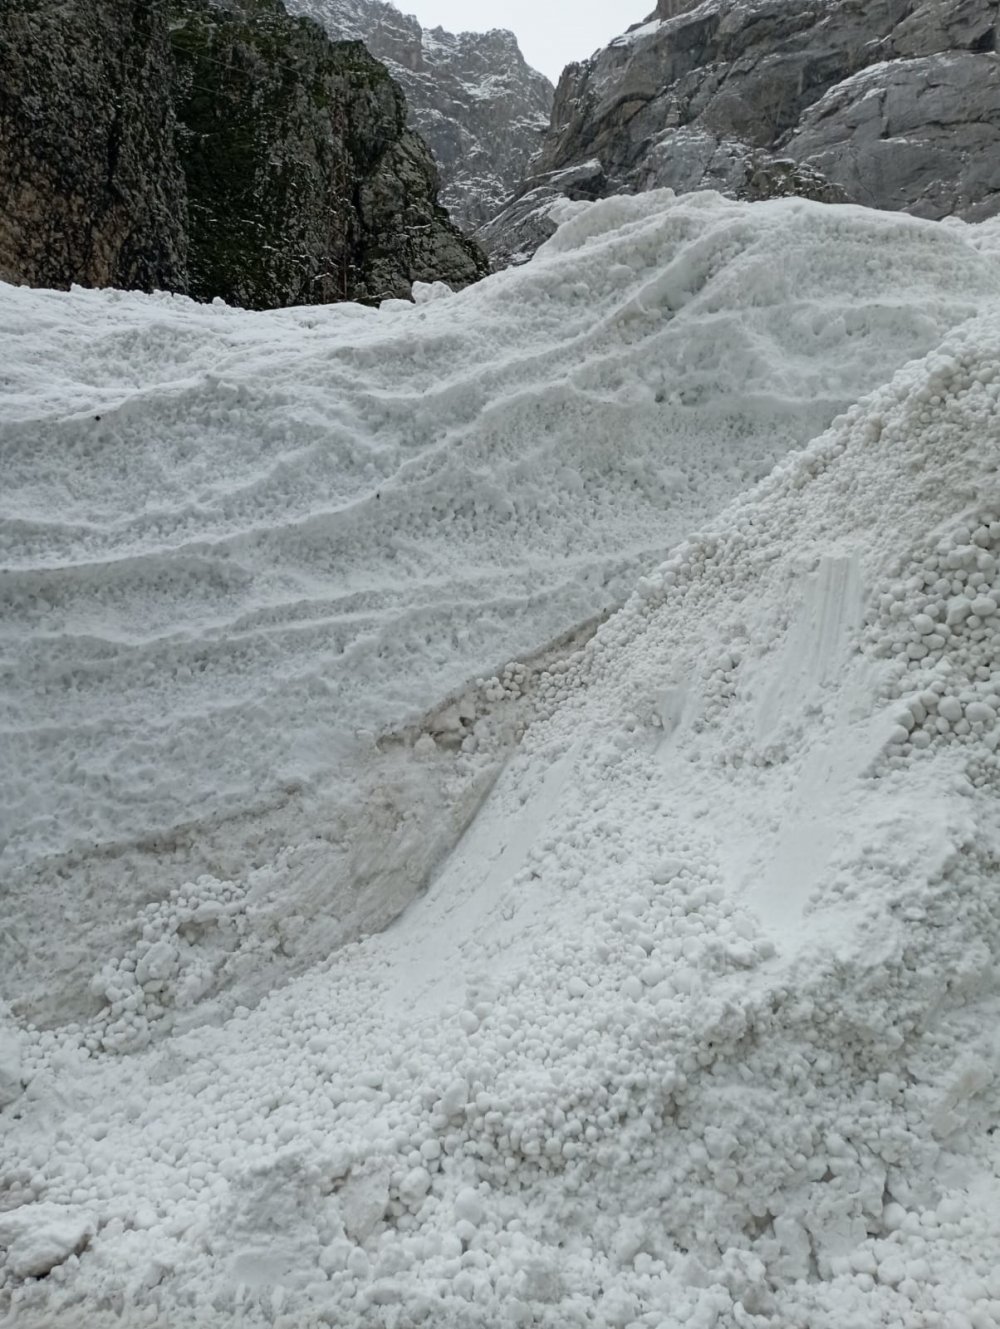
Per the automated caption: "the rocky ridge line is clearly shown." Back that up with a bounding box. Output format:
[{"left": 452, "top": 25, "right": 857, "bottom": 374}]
[{"left": 281, "top": 0, "right": 555, "bottom": 229}]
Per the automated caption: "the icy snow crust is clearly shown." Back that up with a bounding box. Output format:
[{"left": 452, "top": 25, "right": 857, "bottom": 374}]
[{"left": 3, "top": 191, "right": 1000, "bottom": 1326}]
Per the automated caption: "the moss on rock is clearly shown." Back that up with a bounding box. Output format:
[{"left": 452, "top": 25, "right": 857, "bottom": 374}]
[
  {"left": 0, "top": 0, "right": 487, "bottom": 307},
  {"left": 169, "top": 0, "right": 488, "bottom": 308}
]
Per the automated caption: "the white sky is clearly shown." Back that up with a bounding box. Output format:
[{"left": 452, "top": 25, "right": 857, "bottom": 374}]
[{"left": 402, "top": 1, "right": 651, "bottom": 82}]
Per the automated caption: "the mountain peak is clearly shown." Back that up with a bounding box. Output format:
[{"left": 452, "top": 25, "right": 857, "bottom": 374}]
[{"left": 283, "top": 0, "right": 555, "bottom": 229}]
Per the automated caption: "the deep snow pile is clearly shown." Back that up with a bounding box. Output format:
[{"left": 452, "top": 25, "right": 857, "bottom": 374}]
[
  {"left": 6, "top": 190, "right": 997, "bottom": 1027},
  {"left": 3, "top": 194, "right": 1000, "bottom": 1328}
]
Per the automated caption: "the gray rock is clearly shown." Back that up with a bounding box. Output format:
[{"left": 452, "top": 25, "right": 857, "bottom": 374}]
[
  {"left": 170, "top": 0, "right": 488, "bottom": 307},
  {"left": 0, "top": 0, "right": 487, "bottom": 306},
  {"left": 485, "top": 0, "right": 1000, "bottom": 264},
  {"left": 787, "top": 52, "right": 1000, "bottom": 220},
  {"left": 0, "top": 0, "right": 188, "bottom": 292},
  {"left": 282, "top": 0, "right": 555, "bottom": 229},
  {"left": 476, "top": 159, "right": 608, "bottom": 268}
]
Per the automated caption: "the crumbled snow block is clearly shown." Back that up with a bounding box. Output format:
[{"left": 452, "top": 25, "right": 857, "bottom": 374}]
[
  {"left": 134, "top": 939, "right": 179, "bottom": 986},
  {"left": 338, "top": 1159, "right": 392, "bottom": 1243},
  {"left": 412, "top": 280, "right": 452, "bottom": 304},
  {"left": 0, "top": 1203, "right": 96, "bottom": 1278},
  {"left": 0, "top": 1021, "right": 24, "bottom": 1107}
]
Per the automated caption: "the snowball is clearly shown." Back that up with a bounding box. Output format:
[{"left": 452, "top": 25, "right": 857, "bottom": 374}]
[
  {"left": 411, "top": 281, "right": 453, "bottom": 305},
  {"left": 134, "top": 940, "right": 179, "bottom": 986},
  {"left": 439, "top": 1080, "right": 469, "bottom": 1116},
  {"left": 454, "top": 1187, "right": 484, "bottom": 1226},
  {"left": 966, "top": 701, "right": 996, "bottom": 725},
  {"left": 399, "top": 1168, "right": 431, "bottom": 1205},
  {"left": 937, "top": 696, "right": 964, "bottom": 723}
]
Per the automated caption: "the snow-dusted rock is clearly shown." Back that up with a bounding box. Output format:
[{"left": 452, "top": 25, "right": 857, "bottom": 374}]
[
  {"left": 282, "top": 0, "right": 554, "bottom": 230},
  {"left": 787, "top": 51, "right": 1000, "bottom": 222},
  {"left": 485, "top": 0, "right": 1000, "bottom": 264}
]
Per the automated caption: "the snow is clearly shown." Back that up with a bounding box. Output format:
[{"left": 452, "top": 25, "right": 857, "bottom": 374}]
[
  {"left": 8, "top": 189, "right": 992, "bottom": 1028},
  {"left": 0, "top": 1205, "right": 96, "bottom": 1280},
  {"left": 3, "top": 189, "right": 1000, "bottom": 1328}
]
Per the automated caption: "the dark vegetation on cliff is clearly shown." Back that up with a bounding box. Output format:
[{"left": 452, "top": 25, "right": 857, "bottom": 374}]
[{"left": 0, "top": 0, "right": 488, "bottom": 307}]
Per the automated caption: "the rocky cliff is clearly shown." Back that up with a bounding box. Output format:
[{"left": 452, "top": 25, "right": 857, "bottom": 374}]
[
  {"left": 281, "top": 0, "right": 555, "bottom": 228},
  {"left": 171, "top": 0, "right": 487, "bottom": 305},
  {"left": 0, "top": 0, "right": 487, "bottom": 306},
  {"left": 483, "top": 0, "right": 1000, "bottom": 265},
  {"left": 0, "top": 0, "right": 188, "bottom": 294}
]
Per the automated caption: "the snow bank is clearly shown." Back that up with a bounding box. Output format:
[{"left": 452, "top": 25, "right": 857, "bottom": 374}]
[
  {"left": 3, "top": 191, "right": 998, "bottom": 1028},
  {"left": 3, "top": 193, "right": 1000, "bottom": 1328}
]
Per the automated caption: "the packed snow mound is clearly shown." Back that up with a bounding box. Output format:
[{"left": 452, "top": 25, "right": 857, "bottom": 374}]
[
  {"left": 5, "top": 283, "right": 1000, "bottom": 1325},
  {"left": 3, "top": 190, "right": 999, "bottom": 1027}
]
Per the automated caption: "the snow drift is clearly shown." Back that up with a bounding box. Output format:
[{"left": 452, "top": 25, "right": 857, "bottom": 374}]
[
  {"left": 3, "top": 191, "right": 998, "bottom": 1024},
  {"left": 2, "top": 191, "right": 1000, "bottom": 1328}
]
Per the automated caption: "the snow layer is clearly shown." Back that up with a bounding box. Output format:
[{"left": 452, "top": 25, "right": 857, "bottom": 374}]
[
  {"left": 3, "top": 192, "right": 997, "bottom": 1027},
  {"left": 3, "top": 192, "right": 1000, "bottom": 1328}
]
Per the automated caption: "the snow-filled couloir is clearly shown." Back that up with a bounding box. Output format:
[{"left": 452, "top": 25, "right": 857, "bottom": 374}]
[{"left": 2, "top": 192, "right": 1000, "bottom": 1328}]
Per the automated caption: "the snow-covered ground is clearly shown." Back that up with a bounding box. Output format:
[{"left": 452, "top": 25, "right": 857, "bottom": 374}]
[{"left": 2, "top": 191, "right": 1000, "bottom": 1327}]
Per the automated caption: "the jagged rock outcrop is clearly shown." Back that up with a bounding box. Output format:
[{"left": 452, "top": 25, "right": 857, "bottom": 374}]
[
  {"left": 282, "top": 0, "right": 555, "bottom": 229},
  {"left": 0, "top": 0, "right": 188, "bottom": 293},
  {"left": 484, "top": 0, "right": 1000, "bottom": 265},
  {"left": 0, "top": 0, "right": 487, "bottom": 306},
  {"left": 171, "top": 0, "right": 487, "bottom": 306}
]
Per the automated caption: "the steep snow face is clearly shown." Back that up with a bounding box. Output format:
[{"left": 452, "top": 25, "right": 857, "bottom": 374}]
[
  {"left": 282, "top": 0, "right": 554, "bottom": 229},
  {"left": 3, "top": 193, "right": 997, "bottom": 1030},
  {"left": 3, "top": 197, "right": 1000, "bottom": 1329}
]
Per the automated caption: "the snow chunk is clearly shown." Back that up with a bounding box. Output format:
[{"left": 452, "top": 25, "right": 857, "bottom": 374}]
[
  {"left": 0, "top": 1204, "right": 96, "bottom": 1278},
  {"left": 0, "top": 1014, "right": 24, "bottom": 1108}
]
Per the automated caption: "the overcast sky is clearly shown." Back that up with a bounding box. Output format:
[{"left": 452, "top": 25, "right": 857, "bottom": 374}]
[{"left": 403, "top": 1, "right": 650, "bottom": 82}]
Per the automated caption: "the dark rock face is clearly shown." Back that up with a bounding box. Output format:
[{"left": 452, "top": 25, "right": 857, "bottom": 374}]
[
  {"left": 282, "top": 0, "right": 555, "bottom": 229},
  {"left": 485, "top": 0, "right": 1000, "bottom": 264},
  {"left": 0, "top": 0, "right": 188, "bottom": 292},
  {"left": 171, "top": 0, "right": 488, "bottom": 306},
  {"left": 0, "top": 0, "right": 487, "bottom": 306}
]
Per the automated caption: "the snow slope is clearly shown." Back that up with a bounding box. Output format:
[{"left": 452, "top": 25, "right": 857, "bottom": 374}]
[
  {"left": 3, "top": 192, "right": 998, "bottom": 1028},
  {"left": 3, "top": 193, "right": 1000, "bottom": 1327}
]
